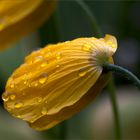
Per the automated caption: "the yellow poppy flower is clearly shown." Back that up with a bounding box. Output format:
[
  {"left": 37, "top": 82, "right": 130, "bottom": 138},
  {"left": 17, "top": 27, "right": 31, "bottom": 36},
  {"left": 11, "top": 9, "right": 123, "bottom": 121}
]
[
  {"left": 2, "top": 34, "right": 117, "bottom": 131},
  {"left": 0, "top": 0, "right": 56, "bottom": 50}
]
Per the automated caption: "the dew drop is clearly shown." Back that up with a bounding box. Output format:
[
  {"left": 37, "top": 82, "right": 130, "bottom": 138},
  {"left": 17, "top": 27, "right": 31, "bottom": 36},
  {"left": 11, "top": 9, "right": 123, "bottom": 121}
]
[
  {"left": 40, "top": 61, "right": 48, "bottom": 67},
  {"left": 33, "top": 48, "right": 41, "bottom": 54},
  {"left": 41, "top": 107, "right": 47, "bottom": 115},
  {"left": 56, "top": 64, "right": 60, "bottom": 68},
  {"left": 39, "top": 77, "right": 47, "bottom": 84},
  {"left": 14, "top": 101, "right": 23, "bottom": 108},
  {"left": 45, "top": 52, "right": 52, "bottom": 57},
  {"left": 30, "top": 82, "right": 38, "bottom": 87},
  {"left": 16, "top": 115, "right": 21, "bottom": 118},
  {"left": 55, "top": 52, "right": 61, "bottom": 60},
  {"left": 0, "top": 24, "right": 4, "bottom": 30},
  {"left": 47, "top": 48, "right": 51, "bottom": 51},
  {"left": 33, "top": 56, "right": 43, "bottom": 63},
  {"left": 78, "top": 69, "right": 88, "bottom": 77},
  {"left": 30, "top": 120, "right": 35, "bottom": 123},
  {"left": 108, "top": 41, "right": 116, "bottom": 48},
  {"left": 37, "top": 97, "right": 42, "bottom": 103},
  {"left": 9, "top": 94, "right": 16, "bottom": 100},
  {"left": 2, "top": 93, "right": 9, "bottom": 101},
  {"left": 82, "top": 44, "right": 92, "bottom": 51},
  {"left": 10, "top": 83, "right": 14, "bottom": 88},
  {"left": 112, "top": 44, "right": 115, "bottom": 48},
  {"left": 64, "top": 41, "right": 70, "bottom": 43},
  {"left": 24, "top": 81, "right": 27, "bottom": 85},
  {"left": 8, "top": 77, "right": 13, "bottom": 83},
  {"left": 39, "top": 73, "right": 48, "bottom": 84},
  {"left": 34, "top": 82, "right": 38, "bottom": 87},
  {"left": 28, "top": 84, "right": 31, "bottom": 87},
  {"left": 0, "top": 19, "right": 6, "bottom": 31}
]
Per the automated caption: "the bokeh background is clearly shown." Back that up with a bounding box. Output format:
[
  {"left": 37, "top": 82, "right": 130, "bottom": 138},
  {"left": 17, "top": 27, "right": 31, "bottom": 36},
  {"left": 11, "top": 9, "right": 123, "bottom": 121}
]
[{"left": 0, "top": 0, "right": 140, "bottom": 140}]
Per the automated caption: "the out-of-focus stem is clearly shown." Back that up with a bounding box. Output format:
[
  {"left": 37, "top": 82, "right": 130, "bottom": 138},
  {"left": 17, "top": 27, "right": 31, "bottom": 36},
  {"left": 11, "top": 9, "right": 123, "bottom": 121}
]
[
  {"left": 75, "top": 0, "right": 101, "bottom": 37},
  {"left": 107, "top": 77, "right": 122, "bottom": 139},
  {"left": 75, "top": 0, "right": 121, "bottom": 139}
]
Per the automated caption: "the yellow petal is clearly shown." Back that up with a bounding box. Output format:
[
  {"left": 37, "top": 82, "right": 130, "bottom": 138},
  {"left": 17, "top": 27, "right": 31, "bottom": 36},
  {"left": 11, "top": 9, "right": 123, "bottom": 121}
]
[
  {"left": 29, "top": 72, "right": 111, "bottom": 131},
  {"left": 100, "top": 34, "right": 117, "bottom": 55},
  {"left": 2, "top": 35, "right": 117, "bottom": 130},
  {"left": 0, "top": 0, "right": 56, "bottom": 50}
]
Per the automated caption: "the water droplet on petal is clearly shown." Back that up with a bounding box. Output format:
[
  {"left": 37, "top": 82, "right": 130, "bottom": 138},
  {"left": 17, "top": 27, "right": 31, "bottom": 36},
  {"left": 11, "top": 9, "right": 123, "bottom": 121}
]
[
  {"left": 34, "top": 56, "right": 43, "bottom": 63},
  {"left": 108, "top": 41, "right": 116, "bottom": 48},
  {"left": 37, "top": 97, "right": 42, "bottom": 103},
  {"left": 14, "top": 101, "right": 23, "bottom": 108},
  {"left": 41, "top": 107, "right": 47, "bottom": 115},
  {"left": 33, "top": 48, "right": 41, "bottom": 54},
  {"left": 47, "top": 48, "right": 51, "bottom": 51},
  {"left": 24, "top": 81, "right": 27, "bottom": 85},
  {"left": 78, "top": 69, "right": 88, "bottom": 77},
  {"left": 40, "top": 61, "right": 48, "bottom": 67},
  {"left": 56, "top": 64, "right": 60, "bottom": 68},
  {"left": 0, "top": 19, "right": 7, "bottom": 30},
  {"left": 30, "top": 120, "right": 35, "bottom": 123},
  {"left": 39, "top": 77, "right": 47, "bottom": 84},
  {"left": 64, "top": 41, "right": 70, "bottom": 44},
  {"left": 34, "top": 82, "right": 38, "bottom": 87},
  {"left": 9, "top": 94, "right": 16, "bottom": 100},
  {"left": 2, "top": 92, "right": 9, "bottom": 101},
  {"left": 82, "top": 44, "right": 92, "bottom": 51},
  {"left": 56, "top": 52, "right": 61, "bottom": 60},
  {"left": 16, "top": 115, "right": 21, "bottom": 118},
  {"left": 30, "top": 81, "right": 38, "bottom": 87},
  {"left": 28, "top": 84, "right": 31, "bottom": 87},
  {"left": 39, "top": 73, "right": 48, "bottom": 84},
  {"left": 8, "top": 77, "right": 13, "bottom": 83},
  {"left": 10, "top": 83, "right": 14, "bottom": 88},
  {"left": 0, "top": 24, "right": 4, "bottom": 30},
  {"left": 45, "top": 52, "right": 52, "bottom": 57}
]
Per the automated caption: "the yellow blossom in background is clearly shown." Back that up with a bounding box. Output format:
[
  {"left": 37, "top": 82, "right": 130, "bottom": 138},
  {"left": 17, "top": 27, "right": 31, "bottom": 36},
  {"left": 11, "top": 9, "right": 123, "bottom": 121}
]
[
  {"left": 0, "top": 0, "right": 56, "bottom": 50},
  {"left": 2, "top": 34, "right": 117, "bottom": 131}
]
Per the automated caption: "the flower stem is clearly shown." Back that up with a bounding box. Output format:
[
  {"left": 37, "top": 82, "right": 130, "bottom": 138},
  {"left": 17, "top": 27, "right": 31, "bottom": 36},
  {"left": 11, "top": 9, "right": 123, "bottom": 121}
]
[
  {"left": 75, "top": 0, "right": 121, "bottom": 139},
  {"left": 107, "top": 77, "right": 122, "bottom": 139},
  {"left": 60, "top": 121, "right": 67, "bottom": 140},
  {"left": 75, "top": 0, "right": 101, "bottom": 37},
  {"left": 104, "top": 63, "right": 140, "bottom": 90}
]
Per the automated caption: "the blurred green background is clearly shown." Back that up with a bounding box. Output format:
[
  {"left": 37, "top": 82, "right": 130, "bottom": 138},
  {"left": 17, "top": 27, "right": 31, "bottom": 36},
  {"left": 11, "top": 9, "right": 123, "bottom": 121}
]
[{"left": 0, "top": 1, "right": 140, "bottom": 140}]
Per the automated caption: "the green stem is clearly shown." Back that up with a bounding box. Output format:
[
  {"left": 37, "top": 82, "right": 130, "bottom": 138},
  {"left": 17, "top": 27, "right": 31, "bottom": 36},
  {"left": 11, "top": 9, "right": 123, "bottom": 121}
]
[
  {"left": 75, "top": 0, "right": 101, "bottom": 37},
  {"left": 107, "top": 78, "right": 122, "bottom": 139},
  {"left": 75, "top": 0, "right": 121, "bottom": 139},
  {"left": 104, "top": 63, "right": 140, "bottom": 139},
  {"left": 60, "top": 121, "right": 67, "bottom": 140},
  {"left": 104, "top": 63, "right": 140, "bottom": 90}
]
